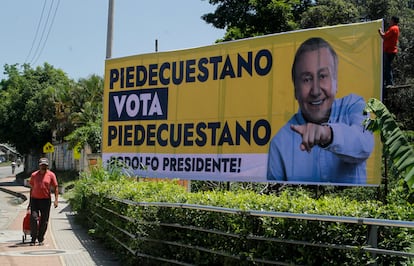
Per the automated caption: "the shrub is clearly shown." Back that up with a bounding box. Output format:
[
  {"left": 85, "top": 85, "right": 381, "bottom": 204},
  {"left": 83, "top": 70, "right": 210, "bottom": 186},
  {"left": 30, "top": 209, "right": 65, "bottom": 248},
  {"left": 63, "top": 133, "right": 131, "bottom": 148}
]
[{"left": 69, "top": 165, "right": 414, "bottom": 265}]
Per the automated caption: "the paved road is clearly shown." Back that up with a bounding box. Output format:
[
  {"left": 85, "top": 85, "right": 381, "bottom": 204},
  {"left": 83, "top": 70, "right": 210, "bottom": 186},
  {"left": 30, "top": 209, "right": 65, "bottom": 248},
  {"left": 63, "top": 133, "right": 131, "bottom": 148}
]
[
  {"left": 0, "top": 166, "right": 25, "bottom": 231},
  {"left": 0, "top": 164, "right": 23, "bottom": 178},
  {"left": 0, "top": 188, "right": 25, "bottom": 229},
  {"left": 0, "top": 166, "right": 121, "bottom": 265}
]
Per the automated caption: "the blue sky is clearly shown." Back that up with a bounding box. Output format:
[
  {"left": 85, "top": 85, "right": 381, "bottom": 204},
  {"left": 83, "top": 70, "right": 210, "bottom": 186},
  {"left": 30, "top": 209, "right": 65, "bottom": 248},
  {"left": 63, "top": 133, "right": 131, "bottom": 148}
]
[{"left": 0, "top": 0, "right": 225, "bottom": 81}]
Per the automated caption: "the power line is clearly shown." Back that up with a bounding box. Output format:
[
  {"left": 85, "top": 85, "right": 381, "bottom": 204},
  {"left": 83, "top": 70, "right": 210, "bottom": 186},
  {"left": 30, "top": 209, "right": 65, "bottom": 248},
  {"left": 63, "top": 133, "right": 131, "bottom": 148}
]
[
  {"left": 29, "top": 0, "right": 57, "bottom": 65},
  {"left": 24, "top": 0, "right": 48, "bottom": 64},
  {"left": 25, "top": 0, "right": 52, "bottom": 64},
  {"left": 25, "top": 0, "right": 60, "bottom": 66},
  {"left": 32, "top": 0, "right": 61, "bottom": 66}
]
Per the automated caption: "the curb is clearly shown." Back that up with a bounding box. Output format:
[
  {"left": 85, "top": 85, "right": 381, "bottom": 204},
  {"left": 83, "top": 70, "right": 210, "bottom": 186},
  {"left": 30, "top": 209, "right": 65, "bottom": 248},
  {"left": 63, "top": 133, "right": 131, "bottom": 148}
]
[{"left": 0, "top": 186, "right": 27, "bottom": 201}]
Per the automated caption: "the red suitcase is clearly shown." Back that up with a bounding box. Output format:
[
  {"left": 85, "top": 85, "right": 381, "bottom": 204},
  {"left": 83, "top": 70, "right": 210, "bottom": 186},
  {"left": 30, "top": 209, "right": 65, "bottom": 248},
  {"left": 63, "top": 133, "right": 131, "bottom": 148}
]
[
  {"left": 22, "top": 211, "right": 31, "bottom": 243},
  {"left": 22, "top": 210, "right": 40, "bottom": 243}
]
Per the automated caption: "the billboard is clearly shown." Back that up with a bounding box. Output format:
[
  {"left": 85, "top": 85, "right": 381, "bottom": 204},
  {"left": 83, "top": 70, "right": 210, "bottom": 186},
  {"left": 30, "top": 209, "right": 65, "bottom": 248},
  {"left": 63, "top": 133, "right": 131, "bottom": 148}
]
[{"left": 103, "top": 20, "right": 383, "bottom": 185}]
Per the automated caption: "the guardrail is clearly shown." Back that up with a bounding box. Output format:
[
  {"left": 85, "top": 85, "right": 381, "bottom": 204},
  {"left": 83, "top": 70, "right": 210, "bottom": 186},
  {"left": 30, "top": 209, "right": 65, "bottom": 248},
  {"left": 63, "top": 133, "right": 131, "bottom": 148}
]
[{"left": 85, "top": 196, "right": 414, "bottom": 265}]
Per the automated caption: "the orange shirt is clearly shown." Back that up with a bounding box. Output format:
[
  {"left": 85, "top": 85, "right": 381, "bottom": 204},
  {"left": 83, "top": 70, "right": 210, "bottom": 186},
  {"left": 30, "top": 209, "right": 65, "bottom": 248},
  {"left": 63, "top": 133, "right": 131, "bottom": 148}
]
[
  {"left": 383, "top": 24, "right": 400, "bottom": 54},
  {"left": 29, "top": 170, "right": 58, "bottom": 199}
]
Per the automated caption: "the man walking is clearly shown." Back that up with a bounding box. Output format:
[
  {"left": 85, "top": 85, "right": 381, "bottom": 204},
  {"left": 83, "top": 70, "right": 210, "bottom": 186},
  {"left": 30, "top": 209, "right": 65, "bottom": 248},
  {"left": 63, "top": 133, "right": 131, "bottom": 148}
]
[{"left": 28, "top": 158, "right": 58, "bottom": 246}]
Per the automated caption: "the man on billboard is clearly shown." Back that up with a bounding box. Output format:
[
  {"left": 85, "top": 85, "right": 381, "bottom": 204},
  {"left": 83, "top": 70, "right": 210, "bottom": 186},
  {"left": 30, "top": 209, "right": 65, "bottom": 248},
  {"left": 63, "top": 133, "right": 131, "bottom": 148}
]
[{"left": 267, "top": 37, "right": 374, "bottom": 184}]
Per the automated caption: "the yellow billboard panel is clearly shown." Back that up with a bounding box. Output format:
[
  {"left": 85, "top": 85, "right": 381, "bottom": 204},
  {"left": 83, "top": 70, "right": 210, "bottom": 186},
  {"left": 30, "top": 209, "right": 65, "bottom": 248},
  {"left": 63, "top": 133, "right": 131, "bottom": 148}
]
[{"left": 103, "top": 20, "right": 382, "bottom": 185}]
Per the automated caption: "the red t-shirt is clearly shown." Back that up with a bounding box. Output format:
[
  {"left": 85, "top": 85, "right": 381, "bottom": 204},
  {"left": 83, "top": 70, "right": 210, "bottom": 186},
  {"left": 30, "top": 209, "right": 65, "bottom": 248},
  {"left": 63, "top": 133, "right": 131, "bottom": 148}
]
[
  {"left": 383, "top": 24, "right": 400, "bottom": 54},
  {"left": 29, "top": 170, "right": 58, "bottom": 199}
]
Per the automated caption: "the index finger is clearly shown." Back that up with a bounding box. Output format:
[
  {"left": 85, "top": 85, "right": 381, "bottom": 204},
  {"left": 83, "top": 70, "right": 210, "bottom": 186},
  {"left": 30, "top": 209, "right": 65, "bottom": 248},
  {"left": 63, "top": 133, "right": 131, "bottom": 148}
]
[{"left": 290, "top": 124, "right": 304, "bottom": 135}]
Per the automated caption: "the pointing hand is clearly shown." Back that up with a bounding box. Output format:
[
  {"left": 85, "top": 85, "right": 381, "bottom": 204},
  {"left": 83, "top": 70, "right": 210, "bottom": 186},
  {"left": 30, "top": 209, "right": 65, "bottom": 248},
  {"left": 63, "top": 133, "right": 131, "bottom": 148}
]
[{"left": 290, "top": 123, "right": 332, "bottom": 152}]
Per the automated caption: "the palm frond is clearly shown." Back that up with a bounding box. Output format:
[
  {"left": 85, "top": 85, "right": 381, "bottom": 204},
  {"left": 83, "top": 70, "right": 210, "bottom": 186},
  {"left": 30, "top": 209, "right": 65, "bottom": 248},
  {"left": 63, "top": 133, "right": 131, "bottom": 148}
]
[{"left": 364, "top": 98, "right": 414, "bottom": 189}]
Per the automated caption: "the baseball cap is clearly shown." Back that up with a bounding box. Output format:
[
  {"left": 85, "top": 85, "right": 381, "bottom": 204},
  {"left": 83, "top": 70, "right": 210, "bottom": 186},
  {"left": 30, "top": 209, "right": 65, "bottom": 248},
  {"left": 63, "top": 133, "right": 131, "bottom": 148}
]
[{"left": 39, "top": 158, "right": 49, "bottom": 166}]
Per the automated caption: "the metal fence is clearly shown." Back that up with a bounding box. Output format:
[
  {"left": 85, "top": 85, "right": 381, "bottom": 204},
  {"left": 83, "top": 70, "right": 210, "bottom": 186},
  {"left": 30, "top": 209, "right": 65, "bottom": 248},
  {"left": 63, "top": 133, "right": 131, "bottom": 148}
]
[{"left": 86, "top": 196, "right": 414, "bottom": 265}]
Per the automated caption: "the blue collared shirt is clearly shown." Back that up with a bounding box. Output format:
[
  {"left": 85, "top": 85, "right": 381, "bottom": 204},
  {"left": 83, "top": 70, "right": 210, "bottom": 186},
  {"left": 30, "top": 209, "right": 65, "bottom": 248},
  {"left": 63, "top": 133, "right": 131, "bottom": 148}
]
[{"left": 267, "top": 94, "right": 374, "bottom": 184}]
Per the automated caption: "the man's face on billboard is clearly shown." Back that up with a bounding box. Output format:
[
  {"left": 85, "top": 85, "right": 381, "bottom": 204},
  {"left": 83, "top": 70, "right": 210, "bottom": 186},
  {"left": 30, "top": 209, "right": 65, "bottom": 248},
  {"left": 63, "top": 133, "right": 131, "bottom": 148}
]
[{"left": 294, "top": 47, "right": 337, "bottom": 124}]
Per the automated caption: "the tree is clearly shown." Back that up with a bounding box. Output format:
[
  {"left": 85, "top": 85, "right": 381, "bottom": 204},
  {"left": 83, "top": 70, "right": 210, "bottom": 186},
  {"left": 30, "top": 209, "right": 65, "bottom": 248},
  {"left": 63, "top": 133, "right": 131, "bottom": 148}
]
[
  {"left": 68, "top": 74, "right": 103, "bottom": 127},
  {"left": 360, "top": 0, "right": 389, "bottom": 20},
  {"left": 64, "top": 74, "right": 103, "bottom": 153},
  {"left": 299, "top": 0, "right": 360, "bottom": 28},
  {"left": 0, "top": 63, "right": 72, "bottom": 155},
  {"left": 0, "top": 64, "right": 104, "bottom": 156},
  {"left": 201, "top": 0, "right": 309, "bottom": 41}
]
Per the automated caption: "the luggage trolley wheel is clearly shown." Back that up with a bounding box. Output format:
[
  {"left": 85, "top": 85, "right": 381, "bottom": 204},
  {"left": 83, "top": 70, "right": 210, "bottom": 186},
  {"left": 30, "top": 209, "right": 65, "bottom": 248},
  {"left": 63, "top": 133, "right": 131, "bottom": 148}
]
[
  {"left": 22, "top": 230, "right": 31, "bottom": 244},
  {"left": 22, "top": 211, "right": 32, "bottom": 244}
]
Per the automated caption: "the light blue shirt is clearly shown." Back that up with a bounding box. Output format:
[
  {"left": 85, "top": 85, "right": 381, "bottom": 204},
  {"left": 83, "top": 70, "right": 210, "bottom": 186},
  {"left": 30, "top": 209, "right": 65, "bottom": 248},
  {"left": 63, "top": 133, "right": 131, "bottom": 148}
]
[{"left": 267, "top": 94, "right": 374, "bottom": 184}]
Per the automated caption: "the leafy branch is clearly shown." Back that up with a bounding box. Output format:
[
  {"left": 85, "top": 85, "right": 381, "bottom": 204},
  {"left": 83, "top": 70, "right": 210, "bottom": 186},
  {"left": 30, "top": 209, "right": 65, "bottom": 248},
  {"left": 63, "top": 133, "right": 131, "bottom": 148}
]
[{"left": 364, "top": 98, "right": 414, "bottom": 189}]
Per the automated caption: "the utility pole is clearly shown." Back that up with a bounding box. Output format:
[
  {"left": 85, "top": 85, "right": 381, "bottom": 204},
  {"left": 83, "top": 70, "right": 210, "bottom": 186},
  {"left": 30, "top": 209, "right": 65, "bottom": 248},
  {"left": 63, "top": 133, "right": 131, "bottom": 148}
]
[{"left": 106, "top": 0, "right": 114, "bottom": 59}]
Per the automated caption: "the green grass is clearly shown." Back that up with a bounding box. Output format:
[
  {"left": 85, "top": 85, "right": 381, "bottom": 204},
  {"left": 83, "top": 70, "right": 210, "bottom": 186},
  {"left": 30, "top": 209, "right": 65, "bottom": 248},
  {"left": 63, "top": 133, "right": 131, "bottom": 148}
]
[{"left": 0, "top": 161, "right": 18, "bottom": 167}]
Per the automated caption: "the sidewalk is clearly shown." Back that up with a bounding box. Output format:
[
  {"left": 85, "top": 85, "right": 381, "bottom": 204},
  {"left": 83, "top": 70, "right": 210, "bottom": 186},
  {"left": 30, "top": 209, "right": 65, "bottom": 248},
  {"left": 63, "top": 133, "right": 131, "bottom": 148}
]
[{"left": 0, "top": 176, "right": 120, "bottom": 266}]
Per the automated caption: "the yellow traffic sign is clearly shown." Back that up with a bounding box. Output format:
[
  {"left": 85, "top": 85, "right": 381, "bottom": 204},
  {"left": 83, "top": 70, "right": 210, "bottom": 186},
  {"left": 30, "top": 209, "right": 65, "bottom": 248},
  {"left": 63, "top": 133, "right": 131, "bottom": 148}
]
[
  {"left": 73, "top": 143, "right": 81, "bottom": 160},
  {"left": 43, "top": 142, "right": 54, "bottom": 153}
]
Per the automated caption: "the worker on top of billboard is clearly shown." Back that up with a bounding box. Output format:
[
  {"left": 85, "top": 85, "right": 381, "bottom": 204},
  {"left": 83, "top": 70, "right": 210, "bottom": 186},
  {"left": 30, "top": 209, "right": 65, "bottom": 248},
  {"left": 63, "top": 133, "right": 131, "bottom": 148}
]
[{"left": 267, "top": 37, "right": 374, "bottom": 184}]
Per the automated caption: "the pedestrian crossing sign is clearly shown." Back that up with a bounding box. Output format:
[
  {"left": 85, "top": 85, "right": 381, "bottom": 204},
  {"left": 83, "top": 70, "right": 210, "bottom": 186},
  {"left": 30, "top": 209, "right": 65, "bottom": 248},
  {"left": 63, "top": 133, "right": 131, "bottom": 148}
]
[
  {"left": 73, "top": 143, "right": 81, "bottom": 159},
  {"left": 43, "top": 142, "right": 54, "bottom": 153}
]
